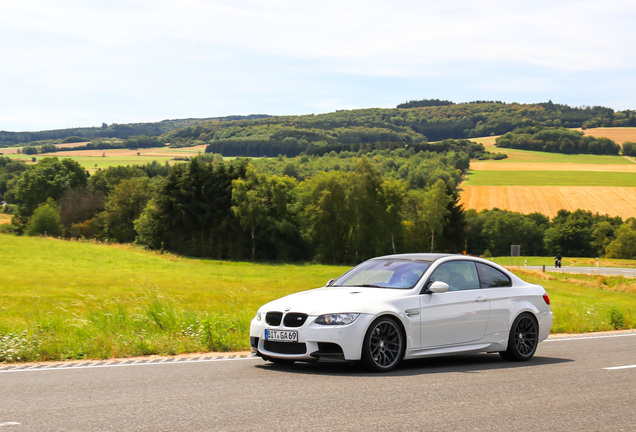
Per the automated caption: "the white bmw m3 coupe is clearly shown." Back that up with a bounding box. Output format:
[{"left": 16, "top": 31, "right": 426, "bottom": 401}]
[{"left": 250, "top": 254, "right": 552, "bottom": 372}]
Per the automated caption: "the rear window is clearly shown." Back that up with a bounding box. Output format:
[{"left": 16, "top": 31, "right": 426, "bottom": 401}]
[{"left": 476, "top": 263, "right": 511, "bottom": 288}]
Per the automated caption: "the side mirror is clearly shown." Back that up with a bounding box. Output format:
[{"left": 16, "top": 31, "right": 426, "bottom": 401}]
[
  {"left": 326, "top": 279, "right": 336, "bottom": 287},
  {"left": 429, "top": 281, "right": 450, "bottom": 293}
]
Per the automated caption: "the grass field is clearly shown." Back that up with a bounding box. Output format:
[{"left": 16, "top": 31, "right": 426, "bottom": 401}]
[
  {"left": 1, "top": 235, "right": 634, "bottom": 363},
  {"left": 469, "top": 162, "right": 635, "bottom": 171},
  {"left": 0, "top": 234, "right": 345, "bottom": 362},
  {"left": 1, "top": 144, "right": 209, "bottom": 171},
  {"left": 463, "top": 171, "right": 636, "bottom": 186},
  {"left": 462, "top": 128, "right": 636, "bottom": 218}
]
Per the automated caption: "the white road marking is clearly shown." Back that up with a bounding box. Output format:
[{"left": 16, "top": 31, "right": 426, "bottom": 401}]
[
  {"left": 603, "top": 365, "right": 636, "bottom": 370},
  {"left": 0, "top": 422, "right": 20, "bottom": 427},
  {"left": 1, "top": 332, "right": 634, "bottom": 373},
  {"left": 0, "top": 355, "right": 260, "bottom": 374},
  {"left": 546, "top": 332, "right": 636, "bottom": 342}
]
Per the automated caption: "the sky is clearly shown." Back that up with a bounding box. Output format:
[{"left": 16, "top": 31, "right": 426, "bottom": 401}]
[{"left": 2, "top": 0, "right": 636, "bottom": 132}]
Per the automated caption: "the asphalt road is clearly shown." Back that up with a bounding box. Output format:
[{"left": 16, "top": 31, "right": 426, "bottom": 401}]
[
  {"left": 523, "top": 266, "right": 636, "bottom": 278},
  {"left": 1, "top": 333, "right": 635, "bottom": 431}
]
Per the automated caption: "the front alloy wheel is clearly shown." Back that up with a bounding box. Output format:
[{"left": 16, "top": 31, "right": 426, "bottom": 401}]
[
  {"left": 362, "top": 317, "right": 404, "bottom": 372},
  {"left": 500, "top": 313, "right": 538, "bottom": 361}
]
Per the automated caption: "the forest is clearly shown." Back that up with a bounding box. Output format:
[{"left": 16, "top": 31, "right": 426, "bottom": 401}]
[
  {"left": 3, "top": 100, "right": 636, "bottom": 153},
  {"left": 1, "top": 100, "right": 635, "bottom": 262},
  {"left": 1, "top": 151, "right": 634, "bottom": 262},
  {"left": 495, "top": 127, "right": 622, "bottom": 154},
  {"left": 192, "top": 101, "right": 635, "bottom": 156},
  {"left": 0, "top": 115, "right": 270, "bottom": 146}
]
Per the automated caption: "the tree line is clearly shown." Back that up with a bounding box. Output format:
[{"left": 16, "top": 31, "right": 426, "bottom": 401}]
[
  {"left": 0, "top": 115, "right": 270, "bottom": 146},
  {"left": 495, "top": 127, "right": 622, "bottom": 155},
  {"left": 2, "top": 154, "right": 634, "bottom": 261},
  {"left": 4, "top": 101, "right": 635, "bottom": 160},
  {"left": 464, "top": 208, "right": 634, "bottom": 258},
  {"left": 166, "top": 101, "right": 636, "bottom": 150},
  {"left": 17, "top": 136, "right": 165, "bottom": 155}
]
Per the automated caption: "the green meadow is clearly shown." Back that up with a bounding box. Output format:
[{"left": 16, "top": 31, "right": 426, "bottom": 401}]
[
  {"left": 0, "top": 235, "right": 345, "bottom": 362},
  {"left": 463, "top": 170, "right": 636, "bottom": 186},
  {"left": 484, "top": 149, "right": 633, "bottom": 164},
  {"left": 1, "top": 235, "right": 634, "bottom": 363},
  {"left": 470, "top": 137, "right": 634, "bottom": 164},
  {"left": 3, "top": 153, "right": 177, "bottom": 171}
]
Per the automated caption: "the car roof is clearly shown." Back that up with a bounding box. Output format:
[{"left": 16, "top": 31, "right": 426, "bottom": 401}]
[{"left": 371, "top": 253, "right": 456, "bottom": 262}]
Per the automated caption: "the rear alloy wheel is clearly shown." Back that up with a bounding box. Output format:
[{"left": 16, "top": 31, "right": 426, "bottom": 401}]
[
  {"left": 500, "top": 313, "right": 539, "bottom": 361},
  {"left": 361, "top": 317, "right": 404, "bottom": 372}
]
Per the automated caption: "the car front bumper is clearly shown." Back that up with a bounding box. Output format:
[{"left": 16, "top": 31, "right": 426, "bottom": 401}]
[{"left": 249, "top": 313, "right": 375, "bottom": 362}]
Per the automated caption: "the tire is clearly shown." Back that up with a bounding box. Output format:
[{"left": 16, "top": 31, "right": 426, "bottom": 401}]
[
  {"left": 499, "top": 313, "right": 539, "bottom": 361},
  {"left": 361, "top": 316, "right": 404, "bottom": 372}
]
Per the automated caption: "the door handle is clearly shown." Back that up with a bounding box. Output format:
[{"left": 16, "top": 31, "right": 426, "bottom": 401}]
[{"left": 475, "top": 296, "right": 488, "bottom": 302}]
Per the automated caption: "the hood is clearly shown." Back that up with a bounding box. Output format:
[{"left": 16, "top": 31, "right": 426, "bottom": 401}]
[{"left": 260, "top": 286, "right": 405, "bottom": 315}]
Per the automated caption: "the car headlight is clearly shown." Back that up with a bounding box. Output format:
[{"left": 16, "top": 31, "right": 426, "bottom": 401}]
[
  {"left": 256, "top": 311, "right": 262, "bottom": 321},
  {"left": 315, "top": 313, "right": 360, "bottom": 325}
]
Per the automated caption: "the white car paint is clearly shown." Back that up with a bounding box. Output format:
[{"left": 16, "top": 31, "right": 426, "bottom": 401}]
[{"left": 250, "top": 253, "right": 553, "bottom": 371}]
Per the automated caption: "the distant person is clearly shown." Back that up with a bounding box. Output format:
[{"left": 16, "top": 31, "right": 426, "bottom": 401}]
[{"left": 554, "top": 253, "right": 562, "bottom": 268}]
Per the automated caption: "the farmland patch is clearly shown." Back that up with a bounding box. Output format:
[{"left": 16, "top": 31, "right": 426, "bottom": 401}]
[
  {"left": 463, "top": 170, "right": 636, "bottom": 187},
  {"left": 460, "top": 186, "right": 636, "bottom": 219},
  {"left": 581, "top": 127, "right": 636, "bottom": 144},
  {"left": 469, "top": 162, "right": 636, "bottom": 172}
]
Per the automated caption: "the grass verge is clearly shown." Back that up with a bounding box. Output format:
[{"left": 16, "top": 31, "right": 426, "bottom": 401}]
[{"left": 1, "top": 235, "right": 634, "bottom": 362}]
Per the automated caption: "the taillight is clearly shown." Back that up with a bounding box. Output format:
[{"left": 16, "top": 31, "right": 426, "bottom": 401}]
[{"left": 543, "top": 293, "right": 550, "bottom": 305}]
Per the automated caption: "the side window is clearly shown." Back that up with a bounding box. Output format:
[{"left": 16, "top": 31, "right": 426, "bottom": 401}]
[
  {"left": 429, "top": 261, "right": 479, "bottom": 291},
  {"left": 476, "top": 263, "right": 511, "bottom": 288}
]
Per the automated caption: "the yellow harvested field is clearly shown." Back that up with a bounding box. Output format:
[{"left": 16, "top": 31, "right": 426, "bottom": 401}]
[
  {"left": 460, "top": 186, "right": 636, "bottom": 219},
  {"left": 0, "top": 147, "right": 20, "bottom": 155},
  {"left": 0, "top": 213, "right": 12, "bottom": 225},
  {"left": 469, "top": 162, "right": 636, "bottom": 172},
  {"left": 581, "top": 127, "right": 636, "bottom": 144}
]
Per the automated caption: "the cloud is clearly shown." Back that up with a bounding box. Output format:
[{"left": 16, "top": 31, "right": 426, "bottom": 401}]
[{"left": 2, "top": 0, "right": 636, "bottom": 130}]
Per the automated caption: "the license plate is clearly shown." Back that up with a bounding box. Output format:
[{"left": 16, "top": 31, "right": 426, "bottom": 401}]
[{"left": 265, "top": 329, "right": 298, "bottom": 342}]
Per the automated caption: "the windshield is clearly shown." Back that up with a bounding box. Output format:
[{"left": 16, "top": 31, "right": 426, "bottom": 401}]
[{"left": 333, "top": 259, "right": 431, "bottom": 289}]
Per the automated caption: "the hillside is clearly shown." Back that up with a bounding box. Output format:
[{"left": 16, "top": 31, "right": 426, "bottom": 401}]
[
  {"left": 3, "top": 101, "right": 636, "bottom": 156},
  {"left": 0, "top": 115, "right": 270, "bottom": 146}
]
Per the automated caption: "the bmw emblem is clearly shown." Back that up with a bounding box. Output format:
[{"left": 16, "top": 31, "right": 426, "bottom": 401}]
[{"left": 285, "top": 307, "right": 291, "bottom": 312}]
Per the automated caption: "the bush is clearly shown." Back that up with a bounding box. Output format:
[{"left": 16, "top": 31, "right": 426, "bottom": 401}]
[
  {"left": 623, "top": 141, "right": 636, "bottom": 156},
  {"left": 25, "top": 199, "right": 64, "bottom": 237},
  {"left": 608, "top": 307, "right": 626, "bottom": 330}
]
